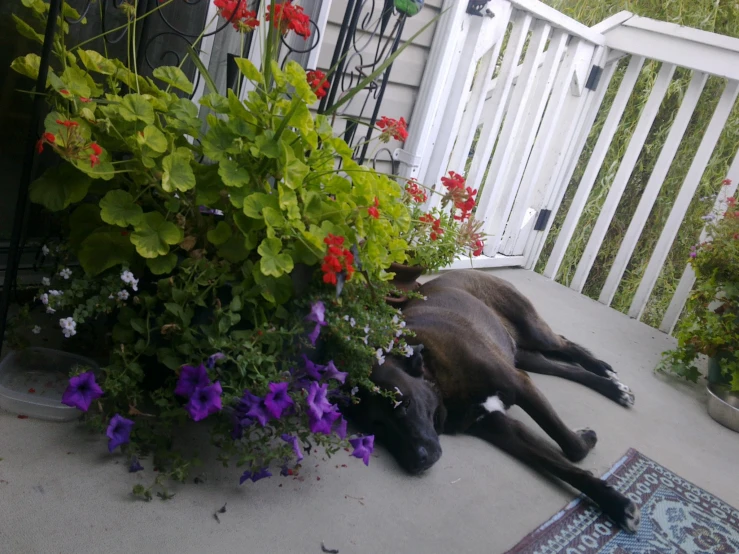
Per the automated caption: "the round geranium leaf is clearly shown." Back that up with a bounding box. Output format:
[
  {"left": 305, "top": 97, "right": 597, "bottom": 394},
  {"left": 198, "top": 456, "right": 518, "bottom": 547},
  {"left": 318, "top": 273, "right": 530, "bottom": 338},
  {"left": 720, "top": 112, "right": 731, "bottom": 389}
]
[
  {"left": 258, "top": 237, "right": 294, "bottom": 278},
  {"left": 161, "top": 147, "right": 195, "bottom": 192},
  {"left": 131, "top": 212, "right": 183, "bottom": 258},
  {"left": 99, "top": 190, "right": 143, "bottom": 227},
  {"left": 78, "top": 228, "right": 135, "bottom": 276},
  {"left": 146, "top": 253, "right": 178, "bottom": 275},
  {"left": 206, "top": 221, "right": 232, "bottom": 246},
  {"left": 29, "top": 163, "right": 92, "bottom": 212}
]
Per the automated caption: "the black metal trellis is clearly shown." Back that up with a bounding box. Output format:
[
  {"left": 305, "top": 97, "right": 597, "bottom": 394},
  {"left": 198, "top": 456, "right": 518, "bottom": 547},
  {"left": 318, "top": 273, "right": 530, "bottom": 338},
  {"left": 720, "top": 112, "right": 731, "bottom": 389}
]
[
  {"left": 317, "top": 0, "right": 409, "bottom": 168},
  {"left": 0, "top": 0, "right": 323, "bottom": 355}
]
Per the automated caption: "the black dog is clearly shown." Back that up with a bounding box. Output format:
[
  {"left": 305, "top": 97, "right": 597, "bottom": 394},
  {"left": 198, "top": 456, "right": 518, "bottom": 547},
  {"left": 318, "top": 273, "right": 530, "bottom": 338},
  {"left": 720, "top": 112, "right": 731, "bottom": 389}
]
[{"left": 347, "top": 269, "right": 640, "bottom": 532}]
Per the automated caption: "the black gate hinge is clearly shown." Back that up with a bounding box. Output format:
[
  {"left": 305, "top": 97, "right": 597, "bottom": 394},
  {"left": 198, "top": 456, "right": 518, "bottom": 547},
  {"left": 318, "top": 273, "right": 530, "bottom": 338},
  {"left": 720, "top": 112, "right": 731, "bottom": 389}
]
[
  {"left": 533, "top": 209, "right": 551, "bottom": 231},
  {"left": 585, "top": 65, "right": 603, "bottom": 91}
]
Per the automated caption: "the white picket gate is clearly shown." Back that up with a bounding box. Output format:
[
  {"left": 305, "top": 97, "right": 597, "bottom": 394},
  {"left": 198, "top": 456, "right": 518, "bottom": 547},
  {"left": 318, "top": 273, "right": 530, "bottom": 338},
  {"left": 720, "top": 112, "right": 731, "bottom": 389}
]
[{"left": 395, "top": 0, "right": 739, "bottom": 335}]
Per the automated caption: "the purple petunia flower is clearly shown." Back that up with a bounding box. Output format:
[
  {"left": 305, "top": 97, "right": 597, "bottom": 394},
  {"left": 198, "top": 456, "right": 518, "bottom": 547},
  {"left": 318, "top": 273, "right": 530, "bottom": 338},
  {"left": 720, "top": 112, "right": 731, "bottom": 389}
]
[
  {"left": 264, "top": 382, "right": 294, "bottom": 419},
  {"left": 240, "top": 467, "right": 272, "bottom": 484},
  {"left": 129, "top": 456, "right": 144, "bottom": 473},
  {"left": 206, "top": 352, "right": 225, "bottom": 369},
  {"left": 349, "top": 435, "right": 375, "bottom": 466},
  {"left": 106, "top": 413, "right": 135, "bottom": 453},
  {"left": 309, "top": 408, "right": 341, "bottom": 435},
  {"left": 61, "top": 371, "right": 104, "bottom": 412},
  {"left": 322, "top": 360, "right": 348, "bottom": 384},
  {"left": 334, "top": 416, "right": 348, "bottom": 439},
  {"left": 305, "top": 300, "right": 327, "bottom": 326},
  {"left": 305, "top": 382, "right": 333, "bottom": 420},
  {"left": 185, "top": 381, "right": 223, "bottom": 421},
  {"left": 301, "top": 355, "right": 325, "bottom": 380},
  {"left": 280, "top": 434, "right": 304, "bottom": 462},
  {"left": 174, "top": 364, "right": 211, "bottom": 398},
  {"left": 307, "top": 324, "right": 322, "bottom": 346}
]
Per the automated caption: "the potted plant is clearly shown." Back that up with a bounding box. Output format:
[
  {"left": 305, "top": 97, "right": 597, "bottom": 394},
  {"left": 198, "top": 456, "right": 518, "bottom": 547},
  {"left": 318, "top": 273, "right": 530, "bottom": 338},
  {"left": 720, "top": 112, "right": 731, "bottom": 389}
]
[
  {"left": 385, "top": 172, "right": 486, "bottom": 298},
  {"left": 8, "top": 0, "right": 440, "bottom": 497},
  {"left": 659, "top": 178, "right": 739, "bottom": 432}
]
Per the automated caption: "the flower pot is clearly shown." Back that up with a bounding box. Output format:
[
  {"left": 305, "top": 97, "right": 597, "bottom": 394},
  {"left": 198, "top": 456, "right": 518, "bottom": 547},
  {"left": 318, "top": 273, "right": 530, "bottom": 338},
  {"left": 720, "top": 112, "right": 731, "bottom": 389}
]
[
  {"left": 707, "top": 383, "right": 739, "bottom": 433},
  {"left": 707, "top": 356, "right": 730, "bottom": 386},
  {"left": 385, "top": 262, "right": 425, "bottom": 305}
]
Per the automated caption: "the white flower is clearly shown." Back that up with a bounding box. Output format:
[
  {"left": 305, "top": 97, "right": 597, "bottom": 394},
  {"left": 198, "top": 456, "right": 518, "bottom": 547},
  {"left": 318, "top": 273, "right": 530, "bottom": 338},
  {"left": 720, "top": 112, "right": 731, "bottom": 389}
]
[
  {"left": 41, "top": 277, "right": 50, "bottom": 286},
  {"left": 363, "top": 325, "right": 370, "bottom": 334},
  {"left": 392, "top": 315, "right": 399, "bottom": 325},
  {"left": 393, "top": 400, "right": 403, "bottom": 409},
  {"left": 31, "top": 325, "right": 41, "bottom": 335},
  {"left": 395, "top": 329, "right": 403, "bottom": 337},
  {"left": 372, "top": 386, "right": 380, "bottom": 394},
  {"left": 46, "top": 306, "right": 56, "bottom": 314},
  {"left": 349, "top": 317, "right": 356, "bottom": 327},
  {"left": 108, "top": 294, "right": 114, "bottom": 300},
  {"left": 393, "top": 386, "right": 403, "bottom": 397},
  {"left": 362, "top": 335, "right": 369, "bottom": 345},
  {"left": 117, "top": 290, "right": 130, "bottom": 301},
  {"left": 39, "top": 293, "right": 49, "bottom": 305},
  {"left": 399, "top": 321, "right": 406, "bottom": 328},
  {"left": 59, "top": 268, "right": 72, "bottom": 280},
  {"left": 385, "top": 339, "right": 394, "bottom": 354},
  {"left": 351, "top": 386, "right": 359, "bottom": 396},
  {"left": 49, "top": 290, "right": 63, "bottom": 297},
  {"left": 59, "top": 317, "right": 76, "bottom": 338},
  {"left": 41, "top": 245, "right": 50, "bottom": 256},
  {"left": 375, "top": 349, "right": 385, "bottom": 365},
  {"left": 121, "top": 270, "right": 139, "bottom": 292},
  {"left": 422, "top": 296, "right": 428, "bottom": 301},
  {"left": 403, "top": 344, "right": 414, "bottom": 357},
  {"left": 343, "top": 315, "right": 349, "bottom": 321}
]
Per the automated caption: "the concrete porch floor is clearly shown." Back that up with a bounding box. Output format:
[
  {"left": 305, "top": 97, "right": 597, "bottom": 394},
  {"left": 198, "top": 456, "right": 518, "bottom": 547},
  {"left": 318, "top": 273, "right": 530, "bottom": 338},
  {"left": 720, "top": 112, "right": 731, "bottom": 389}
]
[{"left": 1, "top": 268, "right": 738, "bottom": 554}]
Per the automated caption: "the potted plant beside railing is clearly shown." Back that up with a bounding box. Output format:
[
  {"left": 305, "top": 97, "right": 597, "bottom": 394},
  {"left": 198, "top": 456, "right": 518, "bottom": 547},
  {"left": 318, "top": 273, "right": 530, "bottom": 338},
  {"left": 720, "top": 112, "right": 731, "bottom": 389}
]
[{"left": 659, "top": 179, "right": 739, "bottom": 432}]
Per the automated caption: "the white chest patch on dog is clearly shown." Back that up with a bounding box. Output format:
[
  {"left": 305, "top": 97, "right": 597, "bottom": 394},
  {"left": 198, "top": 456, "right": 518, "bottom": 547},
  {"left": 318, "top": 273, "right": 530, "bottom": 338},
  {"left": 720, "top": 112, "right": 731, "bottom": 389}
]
[{"left": 481, "top": 394, "right": 506, "bottom": 413}]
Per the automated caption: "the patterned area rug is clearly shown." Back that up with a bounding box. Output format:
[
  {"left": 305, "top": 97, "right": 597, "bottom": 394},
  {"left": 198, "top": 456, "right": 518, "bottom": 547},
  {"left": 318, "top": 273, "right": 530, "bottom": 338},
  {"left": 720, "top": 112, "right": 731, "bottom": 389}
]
[{"left": 505, "top": 449, "right": 739, "bottom": 553}]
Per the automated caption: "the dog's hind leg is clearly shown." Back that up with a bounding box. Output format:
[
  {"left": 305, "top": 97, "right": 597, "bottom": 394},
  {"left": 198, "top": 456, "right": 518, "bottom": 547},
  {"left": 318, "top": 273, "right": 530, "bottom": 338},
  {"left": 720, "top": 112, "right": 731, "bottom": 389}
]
[
  {"left": 515, "top": 350, "right": 634, "bottom": 408},
  {"left": 469, "top": 411, "right": 641, "bottom": 533},
  {"left": 506, "top": 370, "right": 597, "bottom": 463}
]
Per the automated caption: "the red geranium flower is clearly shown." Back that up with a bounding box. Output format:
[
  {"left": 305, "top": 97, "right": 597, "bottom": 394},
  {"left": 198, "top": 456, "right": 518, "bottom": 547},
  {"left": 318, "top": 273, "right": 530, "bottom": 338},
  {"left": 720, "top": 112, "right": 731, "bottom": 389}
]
[
  {"left": 376, "top": 116, "right": 408, "bottom": 143},
  {"left": 441, "top": 171, "right": 477, "bottom": 221},
  {"left": 56, "top": 119, "right": 78, "bottom": 128},
  {"left": 367, "top": 197, "right": 380, "bottom": 219},
  {"left": 405, "top": 179, "right": 427, "bottom": 203},
  {"left": 80, "top": 97, "right": 91, "bottom": 103},
  {"left": 36, "top": 132, "right": 56, "bottom": 154},
  {"left": 267, "top": 1, "right": 311, "bottom": 39},
  {"left": 722, "top": 179, "right": 732, "bottom": 186},
  {"left": 321, "top": 234, "right": 354, "bottom": 285},
  {"left": 214, "top": 0, "right": 259, "bottom": 32},
  {"left": 306, "top": 70, "right": 330, "bottom": 99}
]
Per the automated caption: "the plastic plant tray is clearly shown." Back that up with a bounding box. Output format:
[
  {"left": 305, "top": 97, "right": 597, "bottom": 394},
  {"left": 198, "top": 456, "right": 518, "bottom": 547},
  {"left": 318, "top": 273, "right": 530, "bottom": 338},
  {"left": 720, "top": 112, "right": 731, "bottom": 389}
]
[{"left": 0, "top": 347, "right": 99, "bottom": 421}]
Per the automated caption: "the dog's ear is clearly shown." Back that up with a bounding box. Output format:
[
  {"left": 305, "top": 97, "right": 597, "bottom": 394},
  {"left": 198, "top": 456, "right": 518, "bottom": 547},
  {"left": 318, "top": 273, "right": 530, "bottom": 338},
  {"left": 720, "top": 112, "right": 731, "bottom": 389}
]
[{"left": 405, "top": 344, "right": 425, "bottom": 378}]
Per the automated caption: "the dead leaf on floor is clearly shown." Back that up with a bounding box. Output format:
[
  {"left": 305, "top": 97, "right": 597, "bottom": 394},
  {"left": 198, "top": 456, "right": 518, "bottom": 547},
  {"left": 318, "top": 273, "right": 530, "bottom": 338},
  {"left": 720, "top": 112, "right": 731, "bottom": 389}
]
[
  {"left": 321, "top": 542, "right": 339, "bottom": 553},
  {"left": 213, "top": 503, "right": 227, "bottom": 523}
]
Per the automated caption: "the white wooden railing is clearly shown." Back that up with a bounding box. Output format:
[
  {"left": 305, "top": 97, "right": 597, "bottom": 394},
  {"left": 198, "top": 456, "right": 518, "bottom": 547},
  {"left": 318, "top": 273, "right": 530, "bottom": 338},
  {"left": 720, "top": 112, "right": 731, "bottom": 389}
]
[{"left": 397, "top": 0, "right": 739, "bottom": 335}]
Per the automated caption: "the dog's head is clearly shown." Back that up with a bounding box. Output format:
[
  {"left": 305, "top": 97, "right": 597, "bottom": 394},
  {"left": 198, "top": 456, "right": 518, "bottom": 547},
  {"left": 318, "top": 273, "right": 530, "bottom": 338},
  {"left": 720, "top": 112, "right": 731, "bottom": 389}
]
[{"left": 350, "top": 345, "right": 445, "bottom": 474}]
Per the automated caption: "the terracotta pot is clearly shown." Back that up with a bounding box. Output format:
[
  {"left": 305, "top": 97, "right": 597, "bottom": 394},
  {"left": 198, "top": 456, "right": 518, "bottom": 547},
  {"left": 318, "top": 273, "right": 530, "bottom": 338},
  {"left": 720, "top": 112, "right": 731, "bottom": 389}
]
[{"left": 385, "top": 262, "right": 425, "bottom": 305}]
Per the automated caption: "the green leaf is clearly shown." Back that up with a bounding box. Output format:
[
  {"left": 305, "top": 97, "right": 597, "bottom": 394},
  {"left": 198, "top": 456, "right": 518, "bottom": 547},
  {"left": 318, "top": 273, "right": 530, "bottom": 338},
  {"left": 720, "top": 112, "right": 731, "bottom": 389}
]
[
  {"left": 10, "top": 53, "right": 41, "bottom": 80},
  {"left": 137, "top": 125, "right": 168, "bottom": 154},
  {"left": 157, "top": 348, "right": 181, "bottom": 370},
  {"left": 78, "top": 228, "right": 135, "bottom": 276},
  {"left": 218, "top": 159, "right": 251, "bottom": 188},
  {"left": 29, "top": 164, "right": 91, "bottom": 212},
  {"left": 119, "top": 94, "right": 155, "bottom": 125},
  {"left": 77, "top": 49, "right": 117, "bottom": 75},
  {"left": 146, "top": 253, "right": 178, "bottom": 275},
  {"left": 252, "top": 266, "right": 292, "bottom": 305},
  {"left": 234, "top": 57, "right": 264, "bottom": 85},
  {"left": 185, "top": 44, "right": 218, "bottom": 95},
  {"left": 21, "top": 0, "right": 48, "bottom": 15},
  {"left": 99, "top": 190, "right": 143, "bottom": 227},
  {"left": 283, "top": 154, "right": 310, "bottom": 189},
  {"left": 69, "top": 204, "right": 104, "bottom": 252},
  {"left": 60, "top": 65, "right": 96, "bottom": 98},
  {"left": 258, "top": 238, "right": 294, "bottom": 277},
  {"left": 12, "top": 15, "right": 44, "bottom": 44},
  {"left": 202, "top": 117, "right": 238, "bottom": 162},
  {"left": 263, "top": 207, "right": 286, "bottom": 229},
  {"left": 153, "top": 66, "right": 194, "bottom": 94},
  {"left": 131, "top": 212, "right": 184, "bottom": 258},
  {"left": 254, "top": 133, "right": 279, "bottom": 159},
  {"left": 207, "top": 221, "right": 232, "bottom": 246},
  {"left": 284, "top": 61, "right": 317, "bottom": 104},
  {"left": 278, "top": 186, "right": 301, "bottom": 220},
  {"left": 162, "top": 147, "right": 196, "bottom": 192},
  {"left": 217, "top": 234, "right": 249, "bottom": 262},
  {"left": 166, "top": 98, "right": 201, "bottom": 134},
  {"left": 243, "top": 193, "right": 279, "bottom": 219}
]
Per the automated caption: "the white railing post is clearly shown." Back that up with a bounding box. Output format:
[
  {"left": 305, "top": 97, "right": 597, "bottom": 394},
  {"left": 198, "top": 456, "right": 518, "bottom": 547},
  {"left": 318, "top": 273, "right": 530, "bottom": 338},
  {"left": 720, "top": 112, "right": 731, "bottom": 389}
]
[
  {"left": 628, "top": 79, "right": 739, "bottom": 320},
  {"left": 659, "top": 155, "right": 739, "bottom": 333}
]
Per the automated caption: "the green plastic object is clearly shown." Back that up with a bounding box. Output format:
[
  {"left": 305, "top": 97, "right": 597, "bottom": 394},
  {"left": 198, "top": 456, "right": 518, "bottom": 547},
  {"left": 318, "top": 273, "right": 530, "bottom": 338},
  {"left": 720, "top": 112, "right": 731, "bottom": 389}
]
[{"left": 395, "top": 0, "right": 424, "bottom": 17}]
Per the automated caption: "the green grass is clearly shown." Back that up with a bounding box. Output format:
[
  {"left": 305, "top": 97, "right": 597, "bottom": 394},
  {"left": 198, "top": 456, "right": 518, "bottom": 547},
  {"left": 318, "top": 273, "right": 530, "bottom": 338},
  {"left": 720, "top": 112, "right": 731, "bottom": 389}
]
[{"left": 534, "top": 0, "right": 739, "bottom": 329}]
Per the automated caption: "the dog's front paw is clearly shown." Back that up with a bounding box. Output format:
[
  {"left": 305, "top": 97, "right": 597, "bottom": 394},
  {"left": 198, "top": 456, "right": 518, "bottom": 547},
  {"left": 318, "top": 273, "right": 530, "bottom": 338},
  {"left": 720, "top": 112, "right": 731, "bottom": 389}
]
[{"left": 605, "top": 372, "right": 635, "bottom": 407}]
